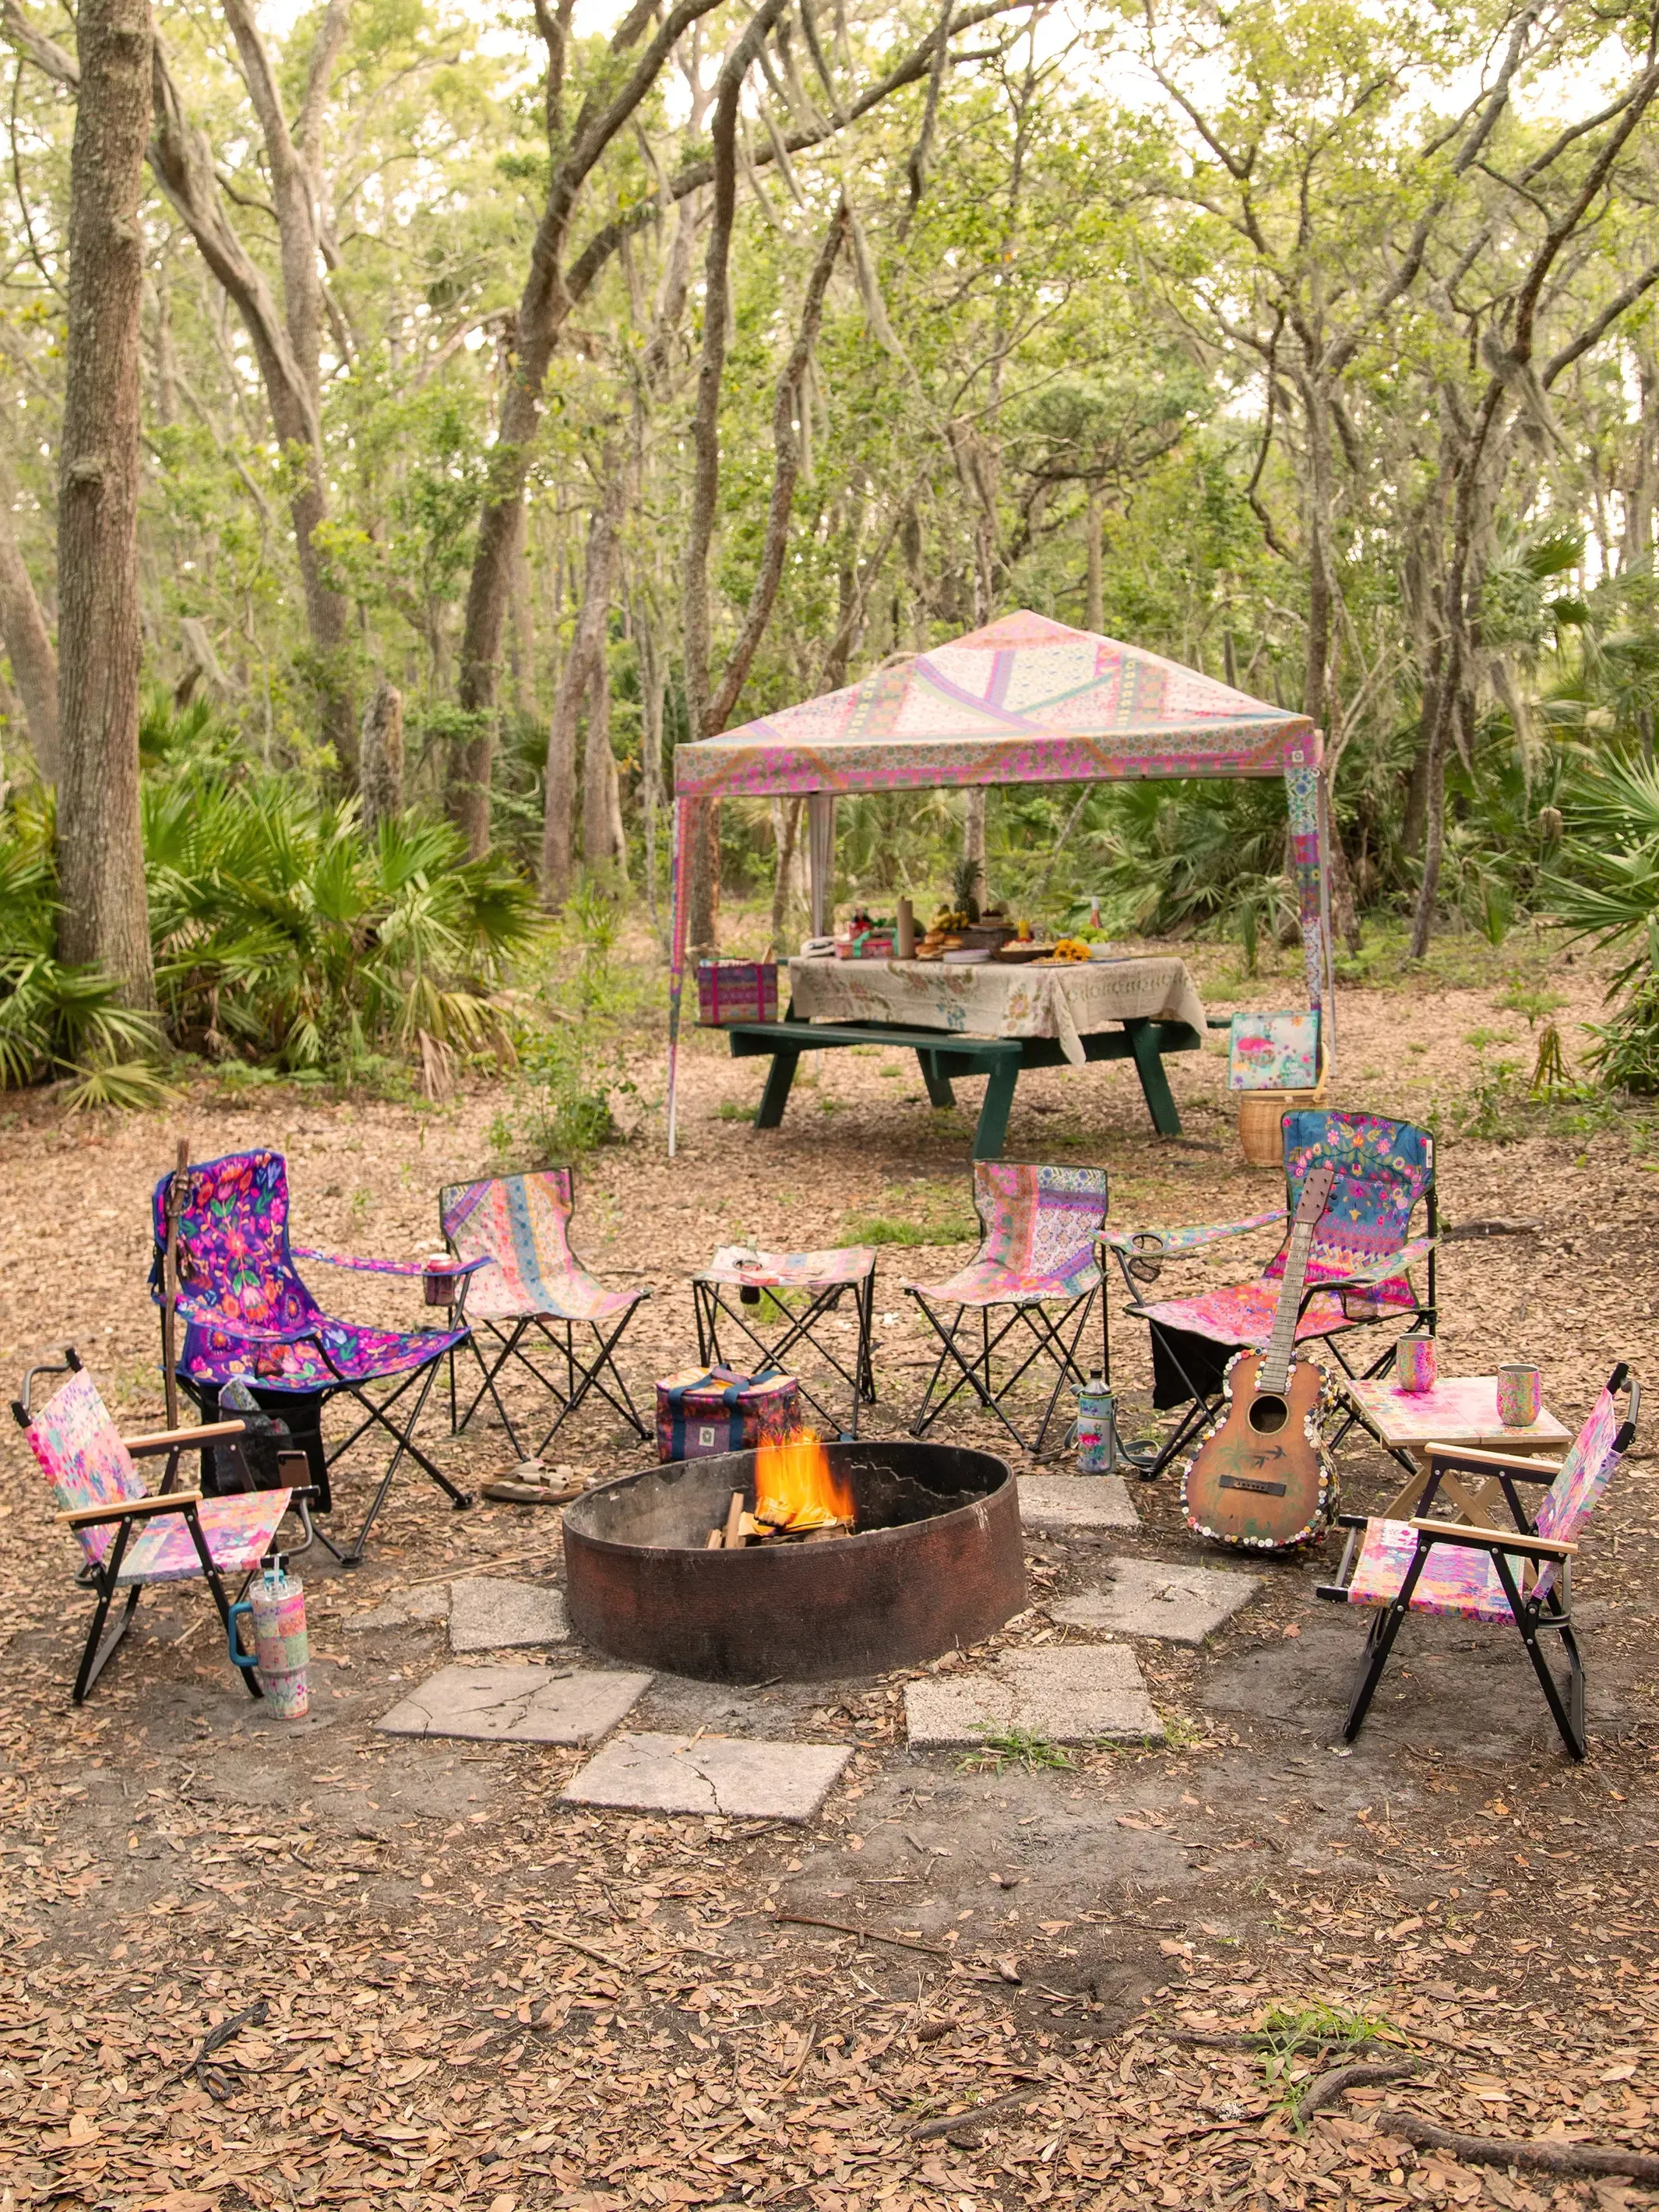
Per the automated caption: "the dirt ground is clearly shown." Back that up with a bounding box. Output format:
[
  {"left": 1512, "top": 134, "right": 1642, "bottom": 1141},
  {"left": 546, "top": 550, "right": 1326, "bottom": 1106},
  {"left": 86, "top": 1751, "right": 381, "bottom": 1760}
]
[{"left": 2, "top": 932, "right": 1658, "bottom": 2212}]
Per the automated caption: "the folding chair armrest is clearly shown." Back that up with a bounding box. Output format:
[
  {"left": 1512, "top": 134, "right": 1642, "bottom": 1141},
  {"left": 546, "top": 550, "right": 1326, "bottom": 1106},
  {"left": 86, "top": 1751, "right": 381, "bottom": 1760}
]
[
  {"left": 1410, "top": 1517, "right": 1577, "bottom": 1559},
  {"left": 123, "top": 1419, "right": 246, "bottom": 1458},
  {"left": 1301, "top": 1236, "right": 1438, "bottom": 1300},
  {"left": 1101, "top": 1210, "right": 1285, "bottom": 1259},
  {"left": 186, "top": 1319, "right": 319, "bottom": 1347},
  {"left": 58, "top": 1491, "right": 205, "bottom": 1529},
  {"left": 1421, "top": 1442, "right": 1566, "bottom": 1481}
]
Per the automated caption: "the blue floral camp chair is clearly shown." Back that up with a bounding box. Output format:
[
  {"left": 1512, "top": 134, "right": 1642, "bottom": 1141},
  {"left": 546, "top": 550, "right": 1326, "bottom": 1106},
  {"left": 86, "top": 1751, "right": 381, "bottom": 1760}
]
[
  {"left": 151, "top": 1150, "right": 473, "bottom": 1562},
  {"left": 903, "top": 1161, "right": 1109, "bottom": 1457},
  {"left": 1317, "top": 1366, "right": 1639, "bottom": 1759},
  {"left": 14, "top": 1350, "right": 317, "bottom": 1702},
  {"left": 438, "top": 1169, "right": 652, "bottom": 1456},
  {"left": 1106, "top": 1110, "right": 1437, "bottom": 1478}
]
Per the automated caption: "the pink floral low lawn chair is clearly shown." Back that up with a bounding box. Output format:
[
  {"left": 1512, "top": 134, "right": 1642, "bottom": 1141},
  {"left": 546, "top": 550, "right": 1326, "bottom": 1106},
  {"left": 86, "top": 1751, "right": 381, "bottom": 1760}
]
[
  {"left": 1316, "top": 1365, "right": 1639, "bottom": 1760},
  {"left": 1105, "top": 1110, "right": 1437, "bottom": 1480},
  {"left": 13, "top": 1350, "right": 317, "bottom": 1703},
  {"left": 152, "top": 1149, "right": 474, "bottom": 1566},
  {"left": 903, "top": 1162, "right": 1108, "bottom": 1458},
  {"left": 439, "top": 1169, "right": 652, "bottom": 1457}
]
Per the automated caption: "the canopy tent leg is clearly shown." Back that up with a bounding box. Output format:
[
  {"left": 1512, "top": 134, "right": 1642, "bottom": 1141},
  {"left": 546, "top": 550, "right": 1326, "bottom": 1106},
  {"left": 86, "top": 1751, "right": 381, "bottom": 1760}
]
[{"left": 808, "top": 794, "right": 835, "bottom": 939}]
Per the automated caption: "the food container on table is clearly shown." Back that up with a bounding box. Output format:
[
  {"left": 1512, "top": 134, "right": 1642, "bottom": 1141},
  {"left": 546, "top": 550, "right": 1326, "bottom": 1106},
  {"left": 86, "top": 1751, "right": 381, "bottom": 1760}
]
[{"left": 943, "top": 948, "right": 992, "bottom": 964}]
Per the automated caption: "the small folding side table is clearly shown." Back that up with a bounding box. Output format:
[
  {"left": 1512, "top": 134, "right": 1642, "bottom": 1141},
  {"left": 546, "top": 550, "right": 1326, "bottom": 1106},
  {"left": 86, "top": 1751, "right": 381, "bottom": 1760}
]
[
  {"left": 691, "top": 1245, "right": 878, "bottom": 1438},
  {"left": 1337, "top": 1372, "right": 1571, "bottom": 1526}
]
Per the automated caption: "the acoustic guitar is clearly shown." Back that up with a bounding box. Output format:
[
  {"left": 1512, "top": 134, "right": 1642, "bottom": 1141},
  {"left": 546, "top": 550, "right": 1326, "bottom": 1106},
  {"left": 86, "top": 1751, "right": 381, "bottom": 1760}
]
[{"left": 1180, "top": 1161, "right": 1338, "bottom": 1551}]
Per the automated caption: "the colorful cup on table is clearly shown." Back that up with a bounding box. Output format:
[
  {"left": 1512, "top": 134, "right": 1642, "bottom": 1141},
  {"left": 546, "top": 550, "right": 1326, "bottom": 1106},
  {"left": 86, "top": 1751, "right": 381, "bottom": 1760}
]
[
  {"left": 1395, "top": 1330, "right": 1436, "bottom": 1394},
  {"left": 1498, "top": 1361, "right": 1542, "bottom": 1428}
]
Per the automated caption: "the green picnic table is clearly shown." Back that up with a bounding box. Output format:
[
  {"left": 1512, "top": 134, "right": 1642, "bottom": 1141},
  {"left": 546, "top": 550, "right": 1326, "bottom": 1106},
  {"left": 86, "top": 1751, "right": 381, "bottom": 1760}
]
[{"left": 723, "top": 1007, "right": 1204, "bottom": 1158}]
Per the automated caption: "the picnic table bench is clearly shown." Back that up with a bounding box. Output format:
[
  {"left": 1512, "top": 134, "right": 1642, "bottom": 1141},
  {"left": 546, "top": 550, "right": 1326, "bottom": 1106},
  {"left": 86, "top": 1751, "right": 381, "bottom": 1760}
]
[{"left": 724, "top": 1009, "right": 1203, "bottom": 1157}]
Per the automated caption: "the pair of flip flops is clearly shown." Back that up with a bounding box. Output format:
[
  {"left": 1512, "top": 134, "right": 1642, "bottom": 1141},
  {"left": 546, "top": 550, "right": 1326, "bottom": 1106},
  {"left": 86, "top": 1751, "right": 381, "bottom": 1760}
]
[{"left": 481, "top": 1460, "right": 586, "bottom": 1506}]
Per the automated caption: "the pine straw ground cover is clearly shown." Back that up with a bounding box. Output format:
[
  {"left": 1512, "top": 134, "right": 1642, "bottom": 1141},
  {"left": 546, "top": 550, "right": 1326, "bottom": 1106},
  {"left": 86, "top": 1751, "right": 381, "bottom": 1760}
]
[{"left": 2, "top": 931, "right": 1659, "bottom": 2212}]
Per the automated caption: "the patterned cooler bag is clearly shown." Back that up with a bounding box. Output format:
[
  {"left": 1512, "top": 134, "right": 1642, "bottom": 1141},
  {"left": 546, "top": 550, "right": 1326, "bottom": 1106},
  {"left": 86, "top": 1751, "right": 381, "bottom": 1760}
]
[{"left": 656, "top": 1367, "right": 801, "bottom": 1464}]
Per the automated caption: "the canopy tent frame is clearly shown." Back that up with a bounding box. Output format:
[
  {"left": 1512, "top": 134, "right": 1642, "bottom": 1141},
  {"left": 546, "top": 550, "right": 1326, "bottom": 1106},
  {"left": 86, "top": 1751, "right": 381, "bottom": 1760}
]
[{"left": 666, "top": 611, "right": 1333, "bottom": 1155}]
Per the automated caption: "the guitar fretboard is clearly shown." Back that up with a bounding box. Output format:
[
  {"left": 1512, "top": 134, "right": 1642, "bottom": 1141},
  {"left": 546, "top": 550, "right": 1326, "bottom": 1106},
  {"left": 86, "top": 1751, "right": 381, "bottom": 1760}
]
[{"left": 1259, "top": 1221, "right": 1316, "bottom": 1396}]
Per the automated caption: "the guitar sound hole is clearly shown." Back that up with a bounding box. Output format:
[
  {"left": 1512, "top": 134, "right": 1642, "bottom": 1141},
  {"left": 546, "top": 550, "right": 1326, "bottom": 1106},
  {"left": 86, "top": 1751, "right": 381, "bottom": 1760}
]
[{"left": 1249, "top": 1395, "right": 1290, "bottom": 1435}]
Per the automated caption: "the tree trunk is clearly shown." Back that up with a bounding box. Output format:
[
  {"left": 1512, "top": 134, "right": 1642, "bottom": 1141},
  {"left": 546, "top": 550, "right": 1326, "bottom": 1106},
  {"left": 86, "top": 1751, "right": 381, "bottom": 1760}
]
[
  {"left": 581, "top": 647, "right": 626, "bottom": 875},
  {"left": 55, "top": 0, "right": 154, "bottom": 1007},
  {"left": 542, "top": 467, "right": 623, "bottom": 909},
  {"left": 509, "top": 515, "right": 537, "bottom": 719},
  {"left": 0, "top": 484, "right": 60, "bottom": 780},
  {"left": 360, "top": 678, "right": 404, "bottom": 835},
  {"left": 685, "top": 798, "right": 721, "bottom": 957}
]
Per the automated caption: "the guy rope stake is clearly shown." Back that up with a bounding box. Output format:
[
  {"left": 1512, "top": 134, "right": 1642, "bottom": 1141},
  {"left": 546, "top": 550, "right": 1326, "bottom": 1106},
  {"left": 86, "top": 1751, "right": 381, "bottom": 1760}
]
[{"left": 161, "top": 1136, "right": 189, "bottom": 1431}]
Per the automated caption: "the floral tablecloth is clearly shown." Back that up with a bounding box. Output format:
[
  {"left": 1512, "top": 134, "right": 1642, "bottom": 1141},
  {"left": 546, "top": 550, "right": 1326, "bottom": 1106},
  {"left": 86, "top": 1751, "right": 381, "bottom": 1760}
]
[{"left": 785, "top": 955, "right": 1206, "bottom": 1067}]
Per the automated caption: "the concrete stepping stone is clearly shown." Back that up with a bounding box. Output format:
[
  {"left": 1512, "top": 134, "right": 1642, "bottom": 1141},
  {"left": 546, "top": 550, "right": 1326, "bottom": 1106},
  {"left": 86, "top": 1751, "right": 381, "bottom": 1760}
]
[
  {"left": 376, "top": 1663, "right": 650, "bottom": 1745},
  {"left": 348, "top": 1583, "right": 451, "bottom": 1632},
  {"left": 449, "top": 1577, "right": 569, "bottom": 1653},
  {"left": 562, "top": 1733, "right": 851, "bottom": 1821},
  {"left": 1052, "top": 1555, "right": 1259, "bottom": 1646},
  {"left": 904, "top": 1646, "right": 1163, "bottom": 1747},
  {"left": 1017, "top": 1474, "right": 1140, "bottom": 1533}
]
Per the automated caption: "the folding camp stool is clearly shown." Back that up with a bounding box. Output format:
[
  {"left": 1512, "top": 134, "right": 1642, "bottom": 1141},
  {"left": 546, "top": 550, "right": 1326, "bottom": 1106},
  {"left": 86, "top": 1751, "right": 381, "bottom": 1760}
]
[{"left": 691, "top": 1245, "right": 877, "bottom": 1438}]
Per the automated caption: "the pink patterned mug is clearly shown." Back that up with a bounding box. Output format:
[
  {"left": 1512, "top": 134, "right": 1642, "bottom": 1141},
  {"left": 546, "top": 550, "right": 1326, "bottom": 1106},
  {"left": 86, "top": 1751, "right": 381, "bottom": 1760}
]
[
  {"left": 1498, "top": 1361, "right": 1542, "bottom": 1428},
  {"left": 1395, "top": 1330, "right": 1436, "bottom": 1394}
]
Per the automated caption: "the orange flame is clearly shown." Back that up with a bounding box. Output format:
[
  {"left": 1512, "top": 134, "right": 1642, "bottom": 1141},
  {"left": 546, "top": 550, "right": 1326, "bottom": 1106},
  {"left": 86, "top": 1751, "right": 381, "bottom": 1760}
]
[{"left": 752, "top": 1428, "right": 854, "bottom": 1532}]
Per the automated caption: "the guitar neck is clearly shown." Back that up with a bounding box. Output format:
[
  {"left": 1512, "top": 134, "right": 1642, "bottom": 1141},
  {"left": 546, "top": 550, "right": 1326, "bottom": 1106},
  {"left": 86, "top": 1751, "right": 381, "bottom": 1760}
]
[{"left": 1260, "top": 1222, "right": 1315, "bottom": 1395}]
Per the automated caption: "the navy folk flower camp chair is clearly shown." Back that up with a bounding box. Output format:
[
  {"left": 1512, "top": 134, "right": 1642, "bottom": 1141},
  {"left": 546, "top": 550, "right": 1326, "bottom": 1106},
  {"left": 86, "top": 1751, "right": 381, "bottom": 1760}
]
[
  {"left": 1106, "top": 1110, "right": 1437, "bottom": 1478},
  {"left": 151, "top": 1150, "right": 473, "bottom": 1564},
  {"left": 1317, "top": 1366, "right": 1639, "bottom": 1759}
]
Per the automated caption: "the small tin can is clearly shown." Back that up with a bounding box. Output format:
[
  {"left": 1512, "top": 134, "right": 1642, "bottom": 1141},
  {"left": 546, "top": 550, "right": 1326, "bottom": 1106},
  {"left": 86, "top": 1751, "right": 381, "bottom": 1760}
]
[
  {"left": 1498, "top": 1361, "right": 1542, "bottom": 1428},
  {"left": 1395, "top": 1330, "right": 1436, "bottom": 1394},
  {"left": 1075, "top": 1374, "right": 1117, "bottom": 1474}
]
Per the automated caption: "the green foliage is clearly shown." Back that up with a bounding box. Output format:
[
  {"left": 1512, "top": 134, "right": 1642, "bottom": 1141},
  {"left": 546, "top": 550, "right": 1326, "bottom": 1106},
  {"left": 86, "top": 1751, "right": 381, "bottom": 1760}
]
[
  {"left": 1256, "top": 2003, "right": 1396, "bottom": 2128},
  {"left": 0, "top": 798, "right": 169, "bottom": 1105},
  {"left": 145, "top": 772, "right": 539, "bottom": 1077},
  {"left": 1545, "top": 755, "right": 1659, "bottom": 1091},
  {"left": 958, "top": 1727, "right": 1076, "bottom": 1774}
]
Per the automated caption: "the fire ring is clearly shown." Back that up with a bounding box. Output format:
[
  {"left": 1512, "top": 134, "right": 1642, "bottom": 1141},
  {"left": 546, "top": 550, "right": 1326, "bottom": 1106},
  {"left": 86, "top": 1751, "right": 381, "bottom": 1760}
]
[{"left": 562, "top": 1439, "right": 1024, "bottom": 1682}]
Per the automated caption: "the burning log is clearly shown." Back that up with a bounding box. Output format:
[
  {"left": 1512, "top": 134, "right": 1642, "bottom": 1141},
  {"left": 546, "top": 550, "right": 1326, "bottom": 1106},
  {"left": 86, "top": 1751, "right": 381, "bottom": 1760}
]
[{"left": 706, "top": 1432, "right": 858, "bottom": 1548}]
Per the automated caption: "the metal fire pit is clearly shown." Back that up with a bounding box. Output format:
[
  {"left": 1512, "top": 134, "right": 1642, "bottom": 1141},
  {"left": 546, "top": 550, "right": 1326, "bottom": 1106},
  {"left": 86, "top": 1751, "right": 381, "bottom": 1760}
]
[{"left": 562, "top": 1439, "right": 1023, "bottom": 1682}]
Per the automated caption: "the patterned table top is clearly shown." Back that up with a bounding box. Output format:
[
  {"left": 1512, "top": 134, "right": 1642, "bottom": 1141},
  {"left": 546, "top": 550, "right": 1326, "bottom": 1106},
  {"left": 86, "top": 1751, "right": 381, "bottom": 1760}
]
[
  {"left": 1340, "top": 1373, "right": 1570, "bottom": 1452},
  {"left": 785, "top": 955, "right": 1206, "bottom": 1069}
]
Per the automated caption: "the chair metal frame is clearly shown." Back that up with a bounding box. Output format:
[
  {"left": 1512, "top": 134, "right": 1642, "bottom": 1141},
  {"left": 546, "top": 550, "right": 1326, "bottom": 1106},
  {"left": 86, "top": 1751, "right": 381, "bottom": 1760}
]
[
  {"left": 1106, "top": 1111, "right": 1437, "bottom": 1481},
  {"left": 14, "top": 1348, "right": 317, "bottom": 1703},
  {"left": 1316, "top": 1365, "right": 1639, "bottom": 1761}
]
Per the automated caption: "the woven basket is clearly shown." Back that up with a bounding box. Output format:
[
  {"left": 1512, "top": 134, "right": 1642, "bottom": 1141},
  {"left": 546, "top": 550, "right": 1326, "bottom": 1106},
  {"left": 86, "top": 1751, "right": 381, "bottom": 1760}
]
[{"left": 1238, "top": 1087, "right": 1326, "bottom": 1168}]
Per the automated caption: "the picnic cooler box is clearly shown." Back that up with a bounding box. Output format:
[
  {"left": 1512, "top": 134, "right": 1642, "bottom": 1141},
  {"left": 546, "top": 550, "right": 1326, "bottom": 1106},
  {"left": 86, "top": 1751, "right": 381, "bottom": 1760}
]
[
  {"left": 697, "top": 960, "right": 779, "bottom": 1026},
  {"left": 656, "top": 1367, "right": 801, "bottom": 1464}
]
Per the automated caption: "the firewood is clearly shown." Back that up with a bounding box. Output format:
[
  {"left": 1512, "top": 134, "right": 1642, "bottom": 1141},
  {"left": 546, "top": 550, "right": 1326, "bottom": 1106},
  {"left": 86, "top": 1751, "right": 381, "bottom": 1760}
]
[
  {"left": 705, "top": 1528, "right": 723, "bottom": 1548},
  {"left": 723, "top": 1491, "right": 745, "bottom": 1548}
]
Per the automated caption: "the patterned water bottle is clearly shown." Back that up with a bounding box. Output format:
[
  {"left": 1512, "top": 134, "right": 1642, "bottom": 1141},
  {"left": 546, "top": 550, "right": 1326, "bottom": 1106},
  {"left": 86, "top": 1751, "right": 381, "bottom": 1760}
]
[
  {"left": 228, "top": 1562, "right": 311, "bottom": 1719},
  {"left": 1074, "top": 1372, "right": 1116, "bottom": 1474}
]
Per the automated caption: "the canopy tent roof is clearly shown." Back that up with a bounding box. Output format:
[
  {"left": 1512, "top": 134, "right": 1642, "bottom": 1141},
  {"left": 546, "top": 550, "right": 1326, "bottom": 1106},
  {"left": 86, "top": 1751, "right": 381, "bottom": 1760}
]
[{"left": 672, "top": 609, "right": 1320, "bottom": 799}]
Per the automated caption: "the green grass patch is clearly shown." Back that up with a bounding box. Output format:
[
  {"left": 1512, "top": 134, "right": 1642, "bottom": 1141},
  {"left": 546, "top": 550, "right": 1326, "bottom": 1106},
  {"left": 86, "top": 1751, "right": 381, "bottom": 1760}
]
[
  {"left": 840, "top": 1212, "right": 977, "bottom": 1248},
  {"left": 957, "top": 1726, "right": 1076, "bottom": 1774}
]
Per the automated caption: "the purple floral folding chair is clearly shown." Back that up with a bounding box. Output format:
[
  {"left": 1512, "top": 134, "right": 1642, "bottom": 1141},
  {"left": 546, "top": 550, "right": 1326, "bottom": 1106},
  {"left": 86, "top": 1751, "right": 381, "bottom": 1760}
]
[
  {"left": 1105, "top": 1111, "right": 1437, "bottom": 1479},
  {"left": 12, "top": 1349, "right": 317, "bottom": 1703},
  {"left": 903, "top": 1161, "right": 1108, "bottom": 1457},
  {"left": 1316, "top": 1365, "right": 1639, "bottom": 1759},
  {"left": 150, "top": 1150, "right": 474, "bottom": 1563},
  {"left": 438, "top": 1168, "right": 652, "bottom": 1457}
]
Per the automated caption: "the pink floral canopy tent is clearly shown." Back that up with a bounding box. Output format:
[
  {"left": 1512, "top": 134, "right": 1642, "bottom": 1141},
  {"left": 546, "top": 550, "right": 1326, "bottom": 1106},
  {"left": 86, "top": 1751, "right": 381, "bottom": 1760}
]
[{"left": 667, "top": 609, "right": 1333, "bottom": 1152}]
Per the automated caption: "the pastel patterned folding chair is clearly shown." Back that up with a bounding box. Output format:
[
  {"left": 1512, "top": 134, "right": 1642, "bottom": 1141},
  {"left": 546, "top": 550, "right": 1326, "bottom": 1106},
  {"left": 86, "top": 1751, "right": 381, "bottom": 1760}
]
[
  {"left": 438, "top": 1169, "right": 652, "bottom": 1457},
  {"left": 13, "top": 1349, "right": 317, "bottom": 1703},
  {"left": 903, "top": 1162, "right": 1108, "bottom": 1458},
  {"left": 152, "top": 1150, "right": 474, "bottom": 1565},
  {"left": 1316, "top": 1365, "right": 1639, "bottom": 1760},
  {"left": 1106, "top": 1110, "right": 1437, "bottom": 1480},
  {"left": 692, "top": 1245, "right": 877, "bottom": 1437}
]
